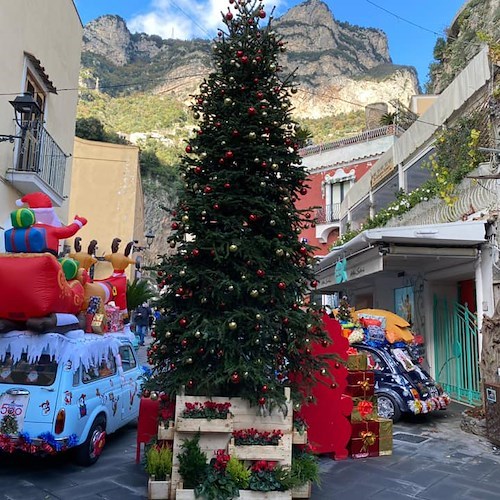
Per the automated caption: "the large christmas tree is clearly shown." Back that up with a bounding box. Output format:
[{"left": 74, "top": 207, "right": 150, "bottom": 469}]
[{"left": 148, "top": 0, "right": 333, "bottom": 409}]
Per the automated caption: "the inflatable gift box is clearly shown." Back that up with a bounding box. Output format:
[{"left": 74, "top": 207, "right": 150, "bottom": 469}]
[{"left": 5, "top": 226, "right": 47, "bottom": 253}]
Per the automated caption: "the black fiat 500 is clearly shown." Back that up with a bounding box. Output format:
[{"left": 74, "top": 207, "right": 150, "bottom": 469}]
[{"left": 353, "top": 343, "right": 450, "bottom": 422}]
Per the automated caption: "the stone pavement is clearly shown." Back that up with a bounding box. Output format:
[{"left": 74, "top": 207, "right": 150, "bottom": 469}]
[
  {"left": 312, "top": 402, "right": 500, "bottom": 499},
  {"left": 0, "top": 337, "right": 498, "bottom": 499}
]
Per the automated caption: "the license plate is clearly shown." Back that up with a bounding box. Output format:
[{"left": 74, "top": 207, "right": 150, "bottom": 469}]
[{"left": 0, "top": 392, "right": 30, "bottom": 432}]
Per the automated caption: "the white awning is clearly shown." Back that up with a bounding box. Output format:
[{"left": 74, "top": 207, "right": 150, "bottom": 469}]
[{"left": 315, "top": 220, "right": 487, "bottom": 292}]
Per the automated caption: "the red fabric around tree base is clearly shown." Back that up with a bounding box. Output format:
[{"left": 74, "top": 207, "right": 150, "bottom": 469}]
[{"left": 299, "top": 314, "right": 353, "bottom": 459}]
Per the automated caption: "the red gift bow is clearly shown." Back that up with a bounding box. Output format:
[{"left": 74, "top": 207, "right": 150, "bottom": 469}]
[{"left": 356, "top": 400, "right": 374, "bottom": 418}]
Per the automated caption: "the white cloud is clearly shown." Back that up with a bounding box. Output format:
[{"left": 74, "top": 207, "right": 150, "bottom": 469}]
[{"left": 128, "top": 0, "right": 286, "bottom": 40}]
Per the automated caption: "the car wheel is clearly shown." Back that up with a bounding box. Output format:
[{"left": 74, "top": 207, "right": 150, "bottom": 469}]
[
  {"left": 74, "top": 415, "right": 107, "bottom": 466},
  {"left": 377, "top": 394, "right": 402, "bottom": 422}
]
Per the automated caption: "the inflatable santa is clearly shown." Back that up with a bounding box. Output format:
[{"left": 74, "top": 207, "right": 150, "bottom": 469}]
[{"left": 16, "top": 192, "right": 87, "bottom": 255}]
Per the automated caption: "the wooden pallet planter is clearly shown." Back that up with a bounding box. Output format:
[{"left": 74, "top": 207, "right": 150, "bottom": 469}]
[
  {"left": 158, "top": 421, "right": 175, "bottom": 441},
  {"left": 228, "top": 435, "right": 291, "bottom": 461},
  {"left": 175, "top": 415, "right": 233, "bottom": 433},
  {"left": 291, "top": 481, "right": 312, "bottom": 499},
  {"left": 171, "top": 389, "right": 293, "bottom": 499},
  {"left": 148, "top": 477, "right": 171, "bottom": 500},
  {"left": 292, "top": 430, "right": 308, "bottom": 445},
  {"left": 176, "top": 487, "right": 291, "bottom": 499}
]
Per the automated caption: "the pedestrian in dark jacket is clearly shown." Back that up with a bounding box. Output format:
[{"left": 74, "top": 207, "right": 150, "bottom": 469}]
[{"left": 134, "top": 302, "right": 152, "bottom": 346}]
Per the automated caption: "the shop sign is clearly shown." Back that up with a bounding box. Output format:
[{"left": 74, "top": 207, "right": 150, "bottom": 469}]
[
  {"left": 334, "top": 258, "right": 347, "bottom": 284},
  {"left": 371, "top": 159, "right": 395, "bottom": 188},
  {"left": 346, "top": 251, "right": 383, "bottom": 281}
]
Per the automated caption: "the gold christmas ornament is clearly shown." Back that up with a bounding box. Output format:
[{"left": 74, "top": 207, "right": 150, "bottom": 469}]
[
  {"left": 229, "top": 244, "right": 238, "bottom": 252},
  {"left": 250, "top": 289, "right": 259, "bottom": 298},
  {"left": 195, "top": 331, "right": 201, "bottom": 338},
  {"left": 228, "top": 321, "right": 237, "bottom": 330},
  {"left": 255, "top": 313, "right": 262, "bottom": 320}
]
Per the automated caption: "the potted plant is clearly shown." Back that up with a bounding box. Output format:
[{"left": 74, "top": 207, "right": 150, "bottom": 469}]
[
  {"left": 177, "top": 433, "right": 208, "bottom": 497},
  {"left": 145, "top": 443, "right": 173, "bottom": 500},
  {"left": 292, "top": 415, "right": 308, "bottom": 444},
  {"left": 194, "top": 450, "right": 240, "bottom": 500},
  {"left": 289, "top": 447, "right": 320, "bottom": 499},
  {"left": 176, "top": 401, "right": 233, "bottom": 432},
  {"left": 228, "top": 428, "right": 286, "bottom": 461}
]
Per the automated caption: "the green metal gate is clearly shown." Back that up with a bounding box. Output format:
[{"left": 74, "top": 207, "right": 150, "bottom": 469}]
[{"left": 433, "top": 296, "right": 481, "bottom": 405}]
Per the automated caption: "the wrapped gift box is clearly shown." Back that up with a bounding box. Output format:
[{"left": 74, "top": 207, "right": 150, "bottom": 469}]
[
  {"left": 345, "top": 371, "right": 375, "bottom": 398},
  {"left": 347, "top": 352, "right": 368, "bottom": 371},
  {"left": 105, "top": 304, "right": 123, "bottom": 332},
  {"left": 377, "top": 417, "right": 393, "bottom": 456},
  {"left": 91, "top": 313, "right": 107, "bottom": 334},
  {"left": 350, "top": 420, "right": 379, "bottom": 459},
  {"left": 350, "top": 396, "right": 378, "bottom": 422},
  {"left": 87, "top": 296, "right": 102, "bottom": 315}
]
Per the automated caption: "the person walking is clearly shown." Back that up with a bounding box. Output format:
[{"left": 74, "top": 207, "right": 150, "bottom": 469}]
[{"left": 134, "top": 302, "right": 152, "bottom": 346}]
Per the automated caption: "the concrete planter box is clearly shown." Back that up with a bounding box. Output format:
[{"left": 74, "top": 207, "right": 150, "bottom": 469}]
[{"left": 148, "top": 477, "right": 171, "bottom": 500}]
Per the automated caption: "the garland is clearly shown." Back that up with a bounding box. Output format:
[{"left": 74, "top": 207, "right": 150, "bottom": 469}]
[{"left": 0, "top": 430, "right": 78, "bottom": 454}]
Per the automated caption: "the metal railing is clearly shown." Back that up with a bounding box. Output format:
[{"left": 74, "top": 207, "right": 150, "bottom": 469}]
[
  {"left": 315, "top": 203, "right": 341, "bottom": 224},
  {"left": 299, "top": 125, "right": 403, "bottom": 158},
  {"left": 14, "top": 121, "right": 67, "bottom": 196}
]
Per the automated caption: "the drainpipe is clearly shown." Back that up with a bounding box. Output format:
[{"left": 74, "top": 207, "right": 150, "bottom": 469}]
[{"left": 475, "top": 248, "right": 483, "bottom": 358}]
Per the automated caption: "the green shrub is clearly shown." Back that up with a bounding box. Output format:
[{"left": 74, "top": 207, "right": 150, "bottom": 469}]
[
  {"left": 145, "top": 444, "right": 173, "bottom": 480},
  {"left": 290, "top": 450, "right": 320, "bottom": 487},
  {"left": 177, "top": 433, "right": 208, "bottom": 489},
  {"left": 226, "top": 456, "right": 251, "bottom": 489}
]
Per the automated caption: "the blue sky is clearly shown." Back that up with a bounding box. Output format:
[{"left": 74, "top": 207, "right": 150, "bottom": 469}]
[{"left": 74, "top": 0, "right": 466, "bottom": 86}]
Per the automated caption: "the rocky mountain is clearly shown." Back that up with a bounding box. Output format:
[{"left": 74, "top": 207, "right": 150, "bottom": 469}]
[
  {"left": 427, "top": 0, "right": 500, "bottom": 93},
  {"left": 80, "top": 0, "right": 419, "bottom": 118}
]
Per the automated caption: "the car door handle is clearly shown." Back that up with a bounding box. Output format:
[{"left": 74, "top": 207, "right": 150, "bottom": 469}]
[{"left": 6, "top": 388, "right": 30, "bottom": 396}]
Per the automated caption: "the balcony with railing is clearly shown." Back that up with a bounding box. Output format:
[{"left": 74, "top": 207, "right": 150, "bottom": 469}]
[
  {"left": 316, "top": 203, "right": 341, "bottom": 224},
  {"left": 7, "top": 121, "right": 68, "bottom": 206}
]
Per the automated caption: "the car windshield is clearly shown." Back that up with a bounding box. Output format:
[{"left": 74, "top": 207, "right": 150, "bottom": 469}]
[{"left": 0, "top": 353, "right": 58, "bottom": 386}]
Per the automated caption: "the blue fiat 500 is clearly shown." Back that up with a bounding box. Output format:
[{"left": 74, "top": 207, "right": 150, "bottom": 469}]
[
  {"left": 353, "top": 343, "right": 450, "bottom": 422},
  {"left": 0, "top": 331, "right": 142, "bottom": 465}
]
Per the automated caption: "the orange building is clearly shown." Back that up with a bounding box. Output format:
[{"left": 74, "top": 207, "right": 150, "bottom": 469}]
[{"left": 296, "top": 125, "right": 400, "bottom": 254}]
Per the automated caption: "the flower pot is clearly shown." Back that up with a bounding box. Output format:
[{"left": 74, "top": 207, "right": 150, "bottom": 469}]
[
  {"left": 158, "top": 421, "right": 175, "bottom": 440},
  {"left": 291, "top": 481, "right": 312, "bottom": 498},
  {"left": 148, "top": 477, "right": 171, "bottom": 500},
  {"left": 292, "top": 429, "right": 308, "bottom": 445}
]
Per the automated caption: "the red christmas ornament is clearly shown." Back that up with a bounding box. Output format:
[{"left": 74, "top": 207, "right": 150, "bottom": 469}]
[
  {"left": 195, "top": 166, "right": 202, "bottom": 174},
  {"left": 170, "top": 362, "right": 176, "bottom": 369},
  {"left": 192, "top": 249, "right": 200, "bottom": 257},
  {"left": 225, "top": 151, "right": 234, "bottom": 159},
  {"left": 232, "top": 129, "right": 240, "bottom": 137},
  {"left": 300, "top": 188, "right": 308, "bottom": 195},
  {"left": 255, "top": 56, "right": 262, "bottom": 63},
  {"left": 282, "top": 317, "right": 289, "bottom": 325},
  {"left": 277, "top": 233, "right": 284, "bottom": 240},
  {"left": 241, "top": 55, "right": 249, "bottom": 64},
  {"left": 187, "top": 380, "right": 194, "bottom": 389},
  {"left": 256, "top": 269, "right": 265, "bottom": 277},
  {"left": 231, "top": 372, "right": 241, "bottom": 384},
  {"left": 256, "top": 91, "right": 264, "bottom": 100},
  {"left": 218, "top": 158, "right": 225, "bottom": 165},
  {"left": 258, "top": 9, "right": 266, "bottom": 18},
  {"left": 258, "top": 397, "right": 266, "bottom": 405},
  {"left": 181, "top": 339, "right": 188, "bottom": 347},
  {"left": 226, "top": 11, "right": 233, "bottom": 20},
  {"left": 299, "top": 246, "right": 307, "bottom": 254},
  {"left": 204, "top": 185, "right": 213, "bottom": 193},
  {"left": 224, "top": 183, "right": 231, "bottom": 189},
  {"left": 310, "top": 280, "right": 318, "bottom": 288},
  {"left": 262, "top": 385, "right": 268, "bottom": 392},
  {"left": 179, "top": 317, "right": 188, "bottom": 327},
  {"left": 213, "top": 203, "right": 220, "bottom": 210},
  {"left": 171, "top": 222, "right": 179, "bottom": 230},
  {"left": 278, "top": 282, "right": 286, "bottom": 290},
  {"left": 185, "top": 145, "right": 192, "bottom": 153},
  {"left": 249, "top": 214, "right": 258, "bottom": 222},
  {"left": 261, "top": 161, "right": 267, "bottom": 169},
  {"left": 215, "top": 121, "right": 222, "bottom": 128},
  {"left": 236, "top": 50, "right": 244, "bottom": 57},
  {"left": 248, "top": 107, "right": 256, "bottom": 116},
  {"left": 176, "top": 287, "right": 185, "bottom": 295},
  {"left": 197, "top": 129, "right": 203, "bottom": 135},
  {"left": 292, "top": 303, "right": 299, "bottom": 310}
]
